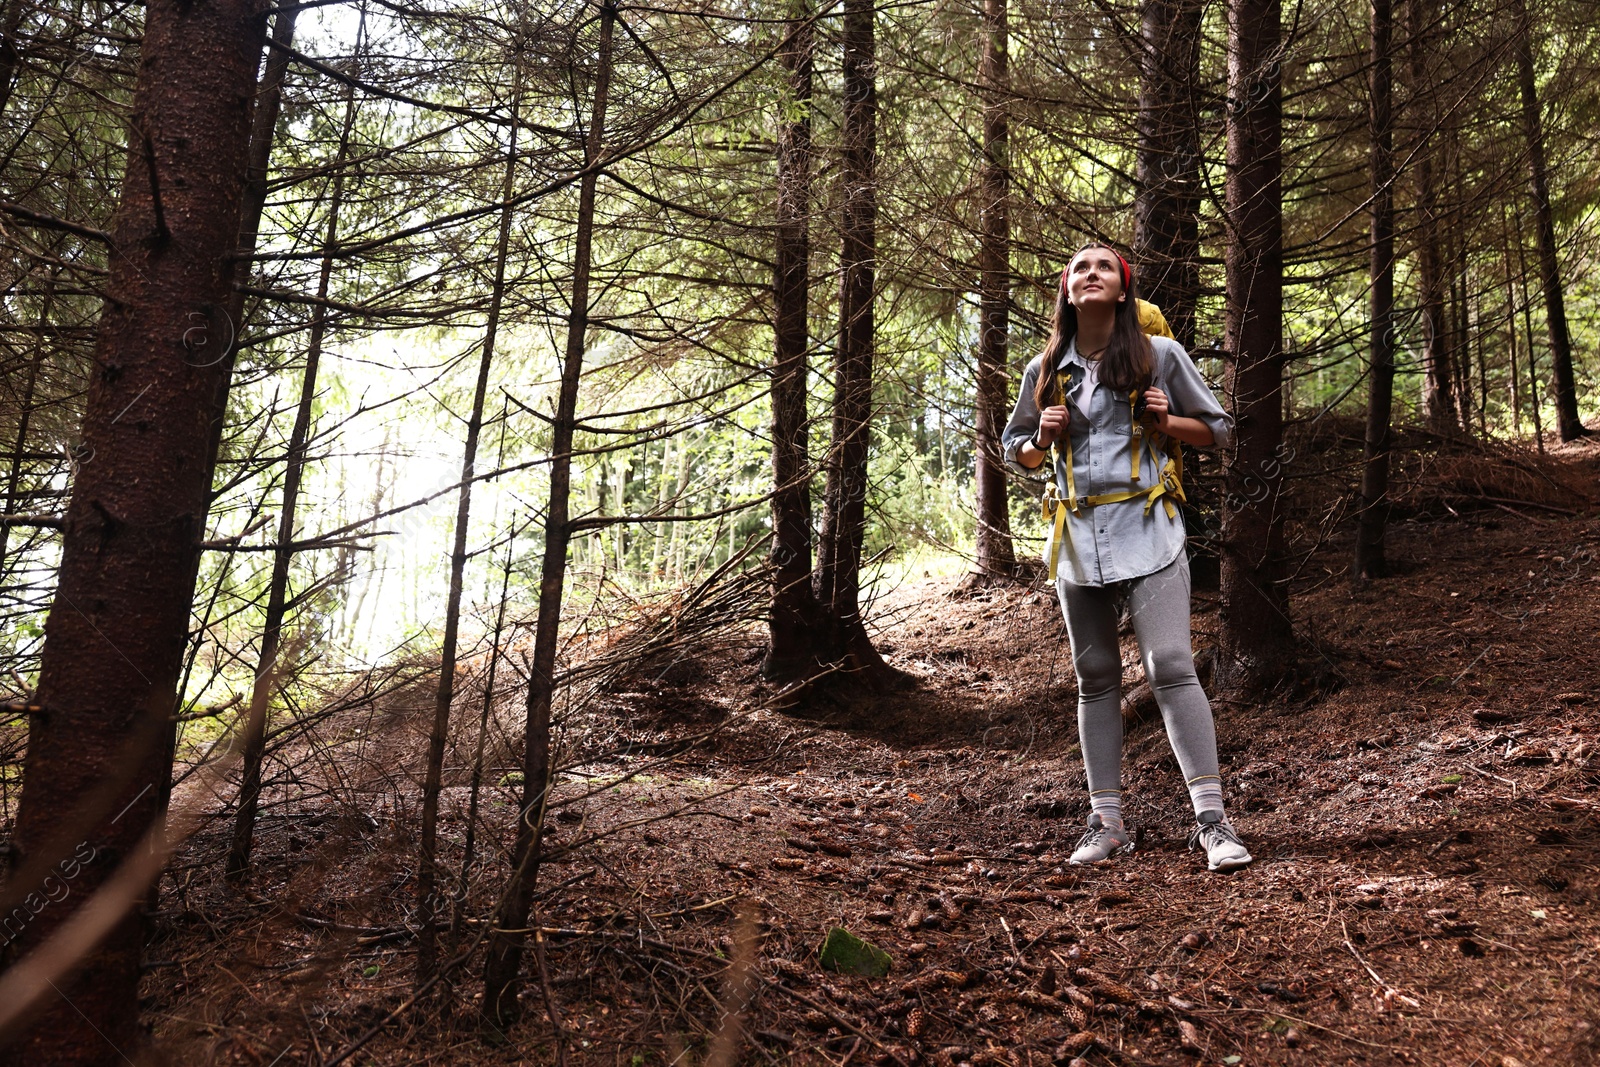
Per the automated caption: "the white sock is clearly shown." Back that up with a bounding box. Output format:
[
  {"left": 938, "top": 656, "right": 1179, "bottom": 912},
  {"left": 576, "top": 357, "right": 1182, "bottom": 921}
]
[
  {"left": 1090, "top": 790, "right": 1124, "bottom": 830},
  {"left": 1187, "top": 775, "right": 1224, "bottom": 816}
]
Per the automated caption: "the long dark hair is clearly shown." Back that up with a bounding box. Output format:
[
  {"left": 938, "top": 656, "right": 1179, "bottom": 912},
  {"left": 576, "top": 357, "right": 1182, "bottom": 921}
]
[{"left": 1033, "top": 244, "right": 1154, "bottom": 410}]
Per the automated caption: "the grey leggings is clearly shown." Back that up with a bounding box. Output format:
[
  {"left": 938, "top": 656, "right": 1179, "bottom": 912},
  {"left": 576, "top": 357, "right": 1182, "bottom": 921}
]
[{"left": 1055, "top": 553, "right": 1220, "bottom": 801}]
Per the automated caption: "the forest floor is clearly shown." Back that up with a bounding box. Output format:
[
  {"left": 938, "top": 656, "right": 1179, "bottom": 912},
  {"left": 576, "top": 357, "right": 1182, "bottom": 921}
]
[{"left": 146, "top": 426, "right": 1600, "bottom": 1067}]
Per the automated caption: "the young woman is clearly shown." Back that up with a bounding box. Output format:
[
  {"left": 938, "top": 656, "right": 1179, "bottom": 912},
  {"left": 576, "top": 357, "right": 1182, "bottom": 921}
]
[{"left": 1003, "top": 244, "right": 1252, "bottom": 872}]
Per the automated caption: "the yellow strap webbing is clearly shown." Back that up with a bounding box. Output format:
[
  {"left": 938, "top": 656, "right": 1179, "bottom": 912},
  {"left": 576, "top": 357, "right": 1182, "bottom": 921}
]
[{"left": 1129, "top": 390, "right": 1144, "bottom": 483}]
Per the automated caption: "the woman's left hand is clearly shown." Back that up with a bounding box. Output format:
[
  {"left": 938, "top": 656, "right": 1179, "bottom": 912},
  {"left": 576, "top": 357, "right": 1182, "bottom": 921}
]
[
  {"left": 1141, "top": 386, "right": 1172, "bottom": 431},
  {"left": 1141, "top": 387, "right": 1216, "bottom": 447}
]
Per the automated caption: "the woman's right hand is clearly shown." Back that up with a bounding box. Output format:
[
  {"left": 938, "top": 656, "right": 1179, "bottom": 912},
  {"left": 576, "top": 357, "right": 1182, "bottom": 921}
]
[{"left": 1035, "top": 404, "right": 1069, "bottom": 449}]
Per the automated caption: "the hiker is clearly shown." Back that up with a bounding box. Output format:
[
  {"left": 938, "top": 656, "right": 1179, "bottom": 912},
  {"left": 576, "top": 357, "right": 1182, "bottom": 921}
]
[{"left": 1002, "top": 244, "right": 1252, "bottom": 872}]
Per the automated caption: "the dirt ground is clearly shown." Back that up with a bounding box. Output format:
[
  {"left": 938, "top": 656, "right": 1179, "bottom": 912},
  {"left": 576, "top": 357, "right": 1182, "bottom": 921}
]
[{"left": 145, "top": 432, "right": 1600, "bottom": 1067}]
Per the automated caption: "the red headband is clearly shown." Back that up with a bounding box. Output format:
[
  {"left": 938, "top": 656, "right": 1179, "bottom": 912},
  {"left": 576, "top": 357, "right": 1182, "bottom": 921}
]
[{"left": 1060, "top": 249, "right": 1132, "bottom": 293}]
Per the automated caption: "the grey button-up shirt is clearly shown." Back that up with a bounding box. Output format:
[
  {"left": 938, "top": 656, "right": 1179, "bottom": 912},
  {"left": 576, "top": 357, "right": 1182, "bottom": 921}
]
[{"left": 1002, "top": 336, "right": 1233, "bottom": 587}]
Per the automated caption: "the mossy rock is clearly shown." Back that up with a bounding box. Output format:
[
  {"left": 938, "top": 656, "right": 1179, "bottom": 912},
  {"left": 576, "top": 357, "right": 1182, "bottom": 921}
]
[{"left": 818, "top": 927, "right": 892, "bottom": 977}]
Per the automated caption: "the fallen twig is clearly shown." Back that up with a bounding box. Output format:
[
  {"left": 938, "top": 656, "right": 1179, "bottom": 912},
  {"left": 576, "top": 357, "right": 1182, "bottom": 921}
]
[
  {"left": 1221, "top": 1006, "right": 1413, "bottom": 1052},
  {"left": 1342, "top": 920, "right": 1420, "bottom": 1010},
  {"left": 1466, "top": 762, "right": 1517, "bottom": 797},
  {"left": 762, "top": 978, "right": 911, "bottom": 1067}
]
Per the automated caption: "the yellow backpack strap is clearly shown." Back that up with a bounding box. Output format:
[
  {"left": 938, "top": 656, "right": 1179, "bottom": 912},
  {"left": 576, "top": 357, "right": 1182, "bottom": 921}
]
[
  {"left": 1166, "top": 436, "right": 1184, "bottom": 500},
  {"left": 1129, "top": 384, "right": 1183, "bottom": 519},
  {"left": 1043, "top": 362, "right": 1079, "bottom": 580},
  {"left": 1145, "top": 431, "right": 1184, "bottom": 519},
  {"left": 1134, "top": 305, "right": 1181, "bottom": 513},
  {"left": 1128, "top": 391, "right": 1144, "bottom": 483},
  {"left": 1050, "top": 366, "right": 1081, "bottom": 516},
  {"left": 1042, "top": 483, "right": 1067, "bottom": 581}
]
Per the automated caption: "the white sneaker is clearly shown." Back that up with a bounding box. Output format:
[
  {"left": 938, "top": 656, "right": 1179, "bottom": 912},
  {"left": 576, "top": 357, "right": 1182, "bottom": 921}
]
[
  {"left": 1069, "top": 814, "right": 1133, "bottom": 865},
  {"left": 1188, "top": 810, "right": 1252, "bottom": 871}
]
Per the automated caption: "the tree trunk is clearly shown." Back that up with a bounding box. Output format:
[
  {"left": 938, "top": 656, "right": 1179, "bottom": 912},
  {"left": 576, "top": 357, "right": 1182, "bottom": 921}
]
[
  {"left": 1443, "top": 217, "right": 1469, "bottom": 437},
  {"left": 225, "top": 6, "right": 296, "bottom": 351},
  {"left": 1354, "top": 0, "right": 1395, "bottom": 580},
  {"left": 0, "top": 0, "right": 26, "bottom": 121},
  {"left": 1474, "top": 294, "right": 1488, "bottom": 437},
  {"left": 1449, "top": 206, "right": 1472, "bottom": 433},
  {"left": 1133, "top": 0, "right": 1203, "bottom": 350},
  {"left": 812, "top": 0, "right": 887, "bottom": 676},
  {"left": 481, "top": 0, "right": 613, "bottom": 1030},
  {"left": 1512, "top": 206, "right": 1546, "bottom": 452},
  {"left": 416, "top": 63, "right": 522, "bottom": 991},
  {"left": 972, "top": 0, "right": 1015, "bottom": 578},
  {"left": 0, "top": 0, "right": 269, "bottom": 1060},
  {"left": 223, "top": 7, "right": 330, "bottom": 883},
  {"left": 764, "top": 0, "right": 820, "bottom": 680},
  {"left": 1407, "top": 0, "right": 1455, "bottom": 436},
  {"left": 1505, "top": 212, "right": 1521, "bottom": 435},
  {"left": 158, "top": 4, "right": 298, "bottom": 845},
  {"left": 415, "top": 69, "right": 522, "bottom": 991},
  {"left": 0, "top": 287, "right": 50, "bottom": 577},
  {"left": 1134, "top": 0, "right": 1212, "bottom": 587},
  {"left": 1511, "top": 0, "right": 1586, "bottom": 439},
  {"left": 1416, "top": 191, "right": 1452, "bottom": 433},
  {"left": 1216, "top": 0, "right": 1291, "bottom": 694},
  {"left": 450, "top": 525, "right": 515, "bottom": 958}
]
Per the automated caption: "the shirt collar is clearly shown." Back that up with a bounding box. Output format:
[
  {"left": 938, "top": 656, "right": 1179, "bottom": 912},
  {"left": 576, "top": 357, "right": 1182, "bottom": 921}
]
[{"left": 1055, "top": 338, "right": 1091, "bottom": 373}]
